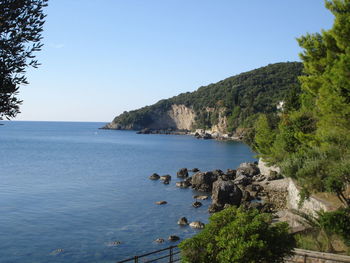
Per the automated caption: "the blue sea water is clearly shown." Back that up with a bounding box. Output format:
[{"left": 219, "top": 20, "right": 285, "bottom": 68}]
[{"left": 0, "top": 121, "right": 256, "bottom": 262}]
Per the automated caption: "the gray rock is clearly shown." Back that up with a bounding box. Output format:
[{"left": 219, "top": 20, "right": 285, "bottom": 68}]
[
  {"left": 149, "top": 173, "right": 160, "bottom": 180},
  {"left": 155, "top": 238, "right": 164, "bottom": 243},
  {"left": 177, "top": 217, "right": 188, "bottom": 225},
  {"left": 191, "top": 171, "right": 218, "bottom": 192},
  {"left": 160, "top": 175, "right": 171, "bottom": 181},
  {"left": 177, "top": 168, "right": 189, "bottom": 178},
  {"left": 236, "top": 162, "right": 260, "bottom": 177},
  {"left": 192, "top": 201, "right": 202, "bottom": 208},
  {"left": 208, "top": 203, "right": 222, "bottom": 213},
  {"left": 233, "top": 174, "right": 252, "bottom": 186},
  {"left": 191, "top": 168, "right": 200, "bottom": 172},
  {"left": 211, "top": 179, "right": 242, "bottom": 208}
]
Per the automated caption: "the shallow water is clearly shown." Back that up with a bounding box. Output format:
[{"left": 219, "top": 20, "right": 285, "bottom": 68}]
[{"left": 0, "top": 121, "right": 256, "bottom": 262}]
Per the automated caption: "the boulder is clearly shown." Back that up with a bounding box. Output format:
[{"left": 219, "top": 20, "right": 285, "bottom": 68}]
[
  {"left": 192, "top": 201, "right": 202, "bottom": 208},
  {"left": 191, "top": 168, "right": 200, "bottom": 172},
  {"left": 222, "top": 169, "right": 236, "bottom": 180},
  {"left": 212, "top": 169, "right": 224, "bottom": 177},
  {"left": 267, "top": 171, "right": 283, "bottom": 181},
  {"left": 149, "top": 173, "right": 160, "bottom": 180},
  {"left": 177, "top": 217, "right": 188, "bottom": 225},
  {"left": 155, "top": 201, "right": 167, "bottom": 205},
  {"left": 177, "top": 168, "right": 189, "bottom": 178},
  {"left": 189, "top": 221, "right": 205, "bottom": 229},
  {"left": 160, "top": 175, "right": 171, "bottom": 181},
  {"left": 191, "top": 171, "right": 218, "bottom": 192},
  {"left": 233, "top": 174, "right": 252, "bottom": 186},
  {"left": 236, "top": 162, "right": 260, "bottom": 177},
  {"left": 168, "top": 235, "right": 180, "bottom": 241},
  {"left": 211, "top": 179, "right": 242, "bottom": 208}
]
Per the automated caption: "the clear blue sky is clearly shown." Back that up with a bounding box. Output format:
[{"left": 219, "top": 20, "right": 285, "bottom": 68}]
[{"left": 18, "top": 0, "right": 334, "bottom": 122}]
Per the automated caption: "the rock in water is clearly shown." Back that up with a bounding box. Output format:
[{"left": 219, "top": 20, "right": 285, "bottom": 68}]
[
  {"left": 155, "top": 238, "right": 165, "bottom": 243},
  {"left": 50, "top": 249, "right": 64, "bottom": 255},
  {"left": 191, "top": 171, "right": 218, "bottom": 192},
  {"left": 177, "top": 217, "right": 188, "bottom": 225},
  {"left": 211, "top": 179, "right": 242, "bottom": 210},
  {"left": 176, "top": 181, "right": 190, "bottom": 188},
  {"left": 168, "top": 235, "right": 180, "bottom": 241},
  {"left": 191, "top": 168, "right": 200, "bottom": 172},
  {"left": 177, "top": 168, "right": 189, "bottom": 178},
  {"left": 155, "top": 201, "right": 167, "bottom": 205},
  {"left": 160, "top": 175, "right": 171, "bottom": 181},
  {"left": 149, "top": 173, "right": 160, "bottom": 180},
  {"left": 193, "top": 195, "right": 208, "bottom": 200},
  {"left": 192, "top": 201, "right": 202, "bottom": 208},
  {"left": 189, "top": 221, "right": 205, "bottom": 229}
]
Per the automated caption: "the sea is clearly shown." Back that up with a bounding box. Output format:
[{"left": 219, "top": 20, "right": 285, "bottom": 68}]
[{"left": 0, "top": 121, "right": 256, "bottom": 263}]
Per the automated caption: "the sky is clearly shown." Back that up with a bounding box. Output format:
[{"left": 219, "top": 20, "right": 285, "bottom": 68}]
[{"left": 17, "top": 0, "right": 334, "bottom": 122}]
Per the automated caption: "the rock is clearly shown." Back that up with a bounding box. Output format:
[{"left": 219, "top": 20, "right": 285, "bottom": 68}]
[
  {"left": 267, "top": 171, "right": 283, "bottom": 181},
  {"left": 163, "top": 179, "right": 170, "bottom": 185},
  {"left": 233, "top": 174, "right": 252, "bottom": 186},
  {"left": 202, "top": 133, "right": 212, "bottom": 139},
  {"left": 211, "top": 179, "right": 242, "bottom": 208},
  {"left": 191, "top": 168, "right": 200, "bottom": 172},
  {"left": 177, "top": 217, "right": 188, "bottom": 225},
  {"left": 176, "top": 181, "right": 191, "bottom": 188},
  {"left": 208, "top": 203, "right": 222, "bottom": 213},
  {"left": 223, "top": 169, "right": 236, "bottom": 180},
  {"left": 245, "top": 184, "right": 264, "bottom": 193},
  {"left": 189, "top": 221, "right": 205, "bottom": 229},
  {"left": 160, "top": 175, "right": 171, "bottom": 181},
  {"left": 177, "top": 168, "right": 189, "bottom": 178},
  {"left": 155, "top": 201, "right": 167, "bottom": 205},
  {"left": 191, "top": 171, "right": 218, "bottom": 192},
  {"left": 212, "top": 169, "right": 224, "bottom": 176},
  {"left": 193, "top": 195, "right": 209, "bottom": 200},
  {"left": 168, "top": 235, "right": 180, "bottom": 241},
  {"left": 106, "top": 241, "right": 122, "bottom": 247},
  {"left": 155, "top": 238, "right": 164, "bottom": 243},
  {"left": 241, "top": 190, "right": 253, "bottom": 202},
  {"left": 149, "top": 173, "right": 160, "bottom": 180},
  {"left": 192, "top": 201, "right": 202, "bottom": 208},
  {"left": 236, "top": 162, "right": 260, "bottom": 177}
]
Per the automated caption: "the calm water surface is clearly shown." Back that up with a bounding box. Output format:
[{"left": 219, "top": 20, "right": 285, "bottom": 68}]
[{"left": 0, "top": 121, "right": 256, "bottom": 262}]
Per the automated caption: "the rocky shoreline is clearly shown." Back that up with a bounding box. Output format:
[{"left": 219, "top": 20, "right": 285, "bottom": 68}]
[
  {"left": 149, "top": 161, "right": 290, "bottom": 242},
  {"left": 101, "top": 126, "right": 246, "bottom": 141}
]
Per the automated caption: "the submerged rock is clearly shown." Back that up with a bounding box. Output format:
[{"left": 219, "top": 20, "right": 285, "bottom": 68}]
[
  {"left": 149, "top": 173, "right": 160, "bottom": 180},
  {"left": 155, "top": 201, "right": 167, "bottom": 205},
  {"left": 176, "top": 181, "right": 191, "bottom": 188},
  {"left": 177, "top": 217, "right": 189, "bottom": 225},
  {"left": 168, "top": 235, "right": 180, "bottom": 241},
  {"left": 106, "top": 241, "right": 122, "bottom": 247},
  {"left": 192, "top": 201, "right": 202, "bottom": 208},
  {"left": 155, "top": 238, "right": 165, "bottom": 243},
  {"left": 50, "top": 249, "right": 64, "bottom": 256}
]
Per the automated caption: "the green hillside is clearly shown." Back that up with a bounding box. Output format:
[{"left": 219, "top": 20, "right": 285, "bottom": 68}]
[{"left": 108, "top": 62, "right": 303, "bottom": 132}]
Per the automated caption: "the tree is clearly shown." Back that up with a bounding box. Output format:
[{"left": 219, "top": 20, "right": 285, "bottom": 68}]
[
  {"left": 254, "top": 114, "right": 276, "bottom": 157},
  {"left": 179, "top": 207, "right": 295, "bottom": 263},
  {"left": 0, "top": 0, "right": 48, "bottom": 119}
]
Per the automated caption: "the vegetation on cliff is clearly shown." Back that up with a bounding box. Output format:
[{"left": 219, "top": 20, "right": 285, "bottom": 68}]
[{"left": 109, "top": 62, "right": 303, "bottom": 133}]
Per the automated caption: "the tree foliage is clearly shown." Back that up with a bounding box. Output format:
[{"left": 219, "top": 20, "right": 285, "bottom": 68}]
[
  {"left": 0, "top": 0, "right": 48, "bottom": 119},
  {"left": 179, "top": 206, "right": 295, "bottom": 263},
  {"left": 112, "top": 62, "right": 303, "bottom": 131}
]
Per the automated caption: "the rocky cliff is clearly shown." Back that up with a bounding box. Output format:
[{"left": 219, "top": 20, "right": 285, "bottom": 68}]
[{"left": 103, "top": 62, "right": 303, "bottom": 135}]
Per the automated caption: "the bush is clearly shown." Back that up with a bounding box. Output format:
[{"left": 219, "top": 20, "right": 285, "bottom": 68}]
[{"left": 179, "top": 207, "right": 295, "bottom": 263}]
